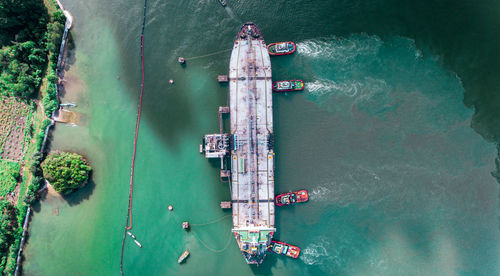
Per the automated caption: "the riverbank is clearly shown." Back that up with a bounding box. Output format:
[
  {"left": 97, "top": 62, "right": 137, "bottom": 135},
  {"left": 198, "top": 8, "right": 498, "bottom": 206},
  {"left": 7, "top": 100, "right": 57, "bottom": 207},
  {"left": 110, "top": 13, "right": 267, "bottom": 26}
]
[{"left": 0, "top": 0, "right": 72, "bottom": 274}]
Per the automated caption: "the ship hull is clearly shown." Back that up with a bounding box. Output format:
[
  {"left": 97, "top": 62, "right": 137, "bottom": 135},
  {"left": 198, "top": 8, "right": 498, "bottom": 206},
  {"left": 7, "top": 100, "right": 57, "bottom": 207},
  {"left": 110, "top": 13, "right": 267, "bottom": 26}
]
[{"left": 229, "top": 22, "right": 275, "bottom": 265}]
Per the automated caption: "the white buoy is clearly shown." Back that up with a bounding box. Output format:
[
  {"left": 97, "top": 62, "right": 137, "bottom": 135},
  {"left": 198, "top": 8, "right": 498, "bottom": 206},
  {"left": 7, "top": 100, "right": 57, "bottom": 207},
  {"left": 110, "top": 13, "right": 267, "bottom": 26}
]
[
  {"left": 169, "top": 79, "right": 174, "bottom": 84},
  {"left": 168, "top": 205, "right": 174, "bottom": 211}
]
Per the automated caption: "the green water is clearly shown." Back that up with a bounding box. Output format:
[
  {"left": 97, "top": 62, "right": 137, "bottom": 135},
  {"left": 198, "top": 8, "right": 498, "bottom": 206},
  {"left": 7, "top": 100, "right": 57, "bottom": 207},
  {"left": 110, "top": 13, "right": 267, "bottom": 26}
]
[{"left": 23, "top": 0, "right": 500, "bottom": 275}]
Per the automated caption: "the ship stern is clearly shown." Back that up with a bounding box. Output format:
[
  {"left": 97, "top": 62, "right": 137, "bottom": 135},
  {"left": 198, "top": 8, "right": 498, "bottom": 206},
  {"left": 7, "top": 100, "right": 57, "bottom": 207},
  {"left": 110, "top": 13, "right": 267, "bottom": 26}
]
[{"left": 233, "top": 229, "right": 274, "bottom": 265}]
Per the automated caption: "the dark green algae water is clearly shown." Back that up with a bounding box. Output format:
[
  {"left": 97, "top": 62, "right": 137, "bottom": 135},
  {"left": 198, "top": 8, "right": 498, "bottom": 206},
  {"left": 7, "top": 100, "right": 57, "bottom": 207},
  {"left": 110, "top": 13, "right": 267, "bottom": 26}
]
[{"left": 22, "top": 0, "right": 500, "bottom": 275}]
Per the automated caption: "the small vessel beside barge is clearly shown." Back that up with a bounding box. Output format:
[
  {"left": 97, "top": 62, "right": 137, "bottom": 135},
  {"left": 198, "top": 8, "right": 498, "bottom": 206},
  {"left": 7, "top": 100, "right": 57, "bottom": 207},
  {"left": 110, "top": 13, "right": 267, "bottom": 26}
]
[
  {"left": 272, "top": 80, "right": 304, "bottom": 92},
  {"left": 269, "top": 241, "right": 300, "bottom": 258},
  {"left": 267, "top": 42, "right": 296, "bottom": 55},
  {"left": 275, "top": 190, "right": 309, "bottom": 206}
]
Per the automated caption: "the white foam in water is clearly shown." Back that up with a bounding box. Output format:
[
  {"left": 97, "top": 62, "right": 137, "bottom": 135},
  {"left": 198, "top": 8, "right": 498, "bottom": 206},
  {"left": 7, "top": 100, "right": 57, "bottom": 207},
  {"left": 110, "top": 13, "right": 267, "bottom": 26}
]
[
  {"left": 309, "top": 186, "right": 331, "bottom": 201},
  {"left": 300, "top": 239, "right": 331, "bottom": 265},
  {"left": 298, "top": 35, "right": 427, "bottom": 113},
  {"left": 306, "top": 79, "right": 338, "bottom": 96},
  {"left": 306, "top": 78, "right": 387, "bottom": 107},
  {"left": 297, "top": 35, "right": 382, "bottom": 60},
  {"left": 224, "top": 7, "right": 242, "bottom": 24}
]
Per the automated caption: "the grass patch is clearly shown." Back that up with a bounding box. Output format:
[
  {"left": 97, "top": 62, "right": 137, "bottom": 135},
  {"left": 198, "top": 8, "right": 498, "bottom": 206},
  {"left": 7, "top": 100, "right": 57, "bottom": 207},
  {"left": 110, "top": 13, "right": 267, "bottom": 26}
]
[{"left": 0, "top": 161, "right": 20, "bottom": 197}]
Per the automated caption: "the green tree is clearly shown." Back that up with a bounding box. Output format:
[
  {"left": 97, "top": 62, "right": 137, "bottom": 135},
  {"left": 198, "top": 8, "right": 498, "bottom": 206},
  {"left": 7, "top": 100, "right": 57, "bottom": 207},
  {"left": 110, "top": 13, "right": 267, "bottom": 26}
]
[
  {"left": 0, "top": 200, "right": 18, "bottom": 273},
  {"left": 0, "top": 0, "right": 49, "bottom": 45},
  {"left": 41, "top": 151, "right": 92, "bottom": 194}
]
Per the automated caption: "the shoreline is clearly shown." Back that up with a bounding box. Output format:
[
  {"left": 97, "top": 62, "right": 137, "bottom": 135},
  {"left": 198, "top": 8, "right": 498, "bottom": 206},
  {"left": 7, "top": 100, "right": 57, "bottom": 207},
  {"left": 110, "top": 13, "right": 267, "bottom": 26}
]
[{"left": 12, "top": 1, "right": 74, "bottom": 274}]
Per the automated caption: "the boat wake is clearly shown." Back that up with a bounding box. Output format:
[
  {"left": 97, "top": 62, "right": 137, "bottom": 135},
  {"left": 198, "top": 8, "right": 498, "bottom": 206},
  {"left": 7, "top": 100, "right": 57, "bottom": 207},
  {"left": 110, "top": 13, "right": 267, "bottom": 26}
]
[
  {"left": 224, "top": 7, "right": 242, "bottom": 24},
  {"left": 307, "top": 165, "right": 393, "bottom": 208},
  {"left": 308, "top": 185, "right": 333, "bottom": 201},
  {"left": 306, "top": 79, "right": 363, "bottom": 98},
  {"left": 296, "top": 34, "right": 464, "bottom": 117},
  {"left": 297, "top": 35, "right": 381, "bottom": 60},
  {"left": 305, "top": 77, "right": 388, "bottom": 113},
  {"left": 300, "top": 239, "right": 331, "bottom": 265},
  {"left": 300, "top": 237, "right": 348, "bottom": 273}
]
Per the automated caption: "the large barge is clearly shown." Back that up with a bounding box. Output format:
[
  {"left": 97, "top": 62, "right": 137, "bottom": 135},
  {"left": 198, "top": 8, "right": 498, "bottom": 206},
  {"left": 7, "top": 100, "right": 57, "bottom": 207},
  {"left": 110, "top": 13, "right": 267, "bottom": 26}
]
[
  {"left": 201, "top": 22, "right": 275, "bottom": 265},
  {"left": 229, "top": 22, "right": 275, "bottom": 265}
]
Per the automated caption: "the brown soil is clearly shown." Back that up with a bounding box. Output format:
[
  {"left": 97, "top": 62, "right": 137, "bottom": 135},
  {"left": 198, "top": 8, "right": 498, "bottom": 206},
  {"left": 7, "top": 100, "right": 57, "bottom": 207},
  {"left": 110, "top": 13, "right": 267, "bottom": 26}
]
[{"left": 0, "top": 97, "right": 30, "bottom": 162}]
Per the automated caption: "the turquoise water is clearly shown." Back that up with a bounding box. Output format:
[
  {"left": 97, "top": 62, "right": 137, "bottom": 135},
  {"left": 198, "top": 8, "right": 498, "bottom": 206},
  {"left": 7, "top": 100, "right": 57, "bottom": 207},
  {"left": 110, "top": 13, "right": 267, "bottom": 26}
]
[{"left": 23, "top": 0, "right": 500, "bottom": 275}]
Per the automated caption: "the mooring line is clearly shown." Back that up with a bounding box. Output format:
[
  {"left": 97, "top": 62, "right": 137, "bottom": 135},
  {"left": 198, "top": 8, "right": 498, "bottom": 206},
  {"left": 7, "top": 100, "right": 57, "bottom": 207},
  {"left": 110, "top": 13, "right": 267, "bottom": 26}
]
[
  {"left": 191, "top": 214, "right": 232, "bottom": 226},
  {"left": 120, "top": 1, "right": 148, "bottom": 275},
  {"left": 184, "top": 48, "right": 232, "bottom": 61},
  {"left": 191, "top": 229, "right": 233, "bottom": 253},
  {"left": 170, "top": 212, "right": 233, "bottom": 253}
]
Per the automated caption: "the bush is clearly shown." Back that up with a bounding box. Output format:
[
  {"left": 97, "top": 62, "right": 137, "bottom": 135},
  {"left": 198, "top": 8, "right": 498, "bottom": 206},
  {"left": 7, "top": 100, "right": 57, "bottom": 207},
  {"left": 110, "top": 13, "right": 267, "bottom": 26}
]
[
  {"left": 29, "top": 151, "right": 44, "bottom": 176},
  {"left": 0, "top": 160, "right": 20, "bottom": 197},
  {"left": 41, "top": 151, "right": 91, "bottom": 194},
  {"left": 0, "top": 200, "right": 19, "bottom": 274}
]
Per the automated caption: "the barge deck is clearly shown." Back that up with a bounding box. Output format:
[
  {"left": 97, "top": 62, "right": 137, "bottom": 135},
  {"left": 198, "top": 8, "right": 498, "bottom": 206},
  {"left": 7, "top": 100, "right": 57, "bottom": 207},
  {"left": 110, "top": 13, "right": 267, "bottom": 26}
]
[
  {"left": 201, "top": 22, "right": 274, "bottom": 265},
  {"left": 229, "top": 22, "right": 275, "bottom": 265}
]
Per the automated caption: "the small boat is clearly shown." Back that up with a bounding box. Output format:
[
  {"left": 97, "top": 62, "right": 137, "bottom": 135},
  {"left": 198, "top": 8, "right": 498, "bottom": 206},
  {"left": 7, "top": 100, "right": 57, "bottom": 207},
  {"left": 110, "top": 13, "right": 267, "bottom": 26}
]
[
  {"left": 218, "top": 0, "right": 226, "bottom": 7},
  {"left": 272, "top": 80, "right": 304, "bottom": 92},
  {"left": 134, "top": 240, "right": 142, "bottom": 248},
  {"left": 268, "top": 241, "right": 300, "bottom": 258},
  {"left": 182, "top": 221, "right": 190, "bottom": 230},
  {"left": 275, "top": 189, "right": 308, "bottom": 206},
  {"left": 59, "top": 103, "right": 76, "bottom": 107},
  {"left": 178, "top": 57, "right": 185, "bottom": 64},
  {"left": 267, "top": 42, "right": 296, "bottom": 56},
  {"left": 127, "top": 231, "right": 136, "bottom": 239},
  {"left": 178, "top": 250, "right": 190, "bottom": 264}
]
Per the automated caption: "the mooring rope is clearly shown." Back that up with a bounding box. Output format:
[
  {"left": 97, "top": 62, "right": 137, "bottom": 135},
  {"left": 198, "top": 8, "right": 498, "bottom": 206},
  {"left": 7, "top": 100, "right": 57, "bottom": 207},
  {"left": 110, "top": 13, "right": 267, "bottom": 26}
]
[
  {"left": 190, "top": 214, "right": 231, "bottom": 226},
  {"left": 184, "top": 48, "right": 232, "bottom": 61},
  {"left": 169, "top": 212, "right": 232, "bottom": 253},
  {"left": 120, "top": 1, "right": 148, "bottom": 275},
  {"left": 191, "top": 229, "right": 233, "bottom": 253}
]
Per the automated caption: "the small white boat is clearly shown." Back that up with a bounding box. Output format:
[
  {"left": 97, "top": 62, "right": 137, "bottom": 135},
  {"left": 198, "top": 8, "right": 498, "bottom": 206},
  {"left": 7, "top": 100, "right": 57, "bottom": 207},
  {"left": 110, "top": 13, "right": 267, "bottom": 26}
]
[
  {"left": 127, "top": 231, "right": 136, "bottom": 239},
  {"left": 178, "top": 250, "right": 190, "bottom": 263},
  {"left": 134, "top": 240, "right": 142, "bottom": 248}
]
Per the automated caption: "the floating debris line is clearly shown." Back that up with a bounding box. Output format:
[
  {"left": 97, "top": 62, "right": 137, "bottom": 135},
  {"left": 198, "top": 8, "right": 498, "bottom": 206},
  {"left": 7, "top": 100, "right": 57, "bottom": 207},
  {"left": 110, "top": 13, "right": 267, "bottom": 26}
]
[{"left": 120, "top": 0, "right": 148, "bottom": 275}]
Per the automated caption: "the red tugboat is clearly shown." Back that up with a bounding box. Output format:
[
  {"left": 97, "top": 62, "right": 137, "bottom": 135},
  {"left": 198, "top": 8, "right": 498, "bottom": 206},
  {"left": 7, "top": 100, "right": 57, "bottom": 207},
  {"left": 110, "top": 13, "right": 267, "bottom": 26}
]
[
  {"left": 275, "top": 189, "right": 309, "bottom": 206},
  {"left": 269, "top": 241, "right": 300, "bottom": 258},
  {"left": 267, "top": 42, "right": 296, "bottom": 55},
  {"left": 272, "top": 80, "right": 304, "bottom": 92}
]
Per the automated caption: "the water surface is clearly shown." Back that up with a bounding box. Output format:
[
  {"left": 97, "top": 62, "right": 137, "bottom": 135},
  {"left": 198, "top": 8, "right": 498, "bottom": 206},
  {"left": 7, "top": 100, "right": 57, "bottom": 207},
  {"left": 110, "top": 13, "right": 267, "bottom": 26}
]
[{"left": 24, "top": 0, "right": 500, "bottom": 275}]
